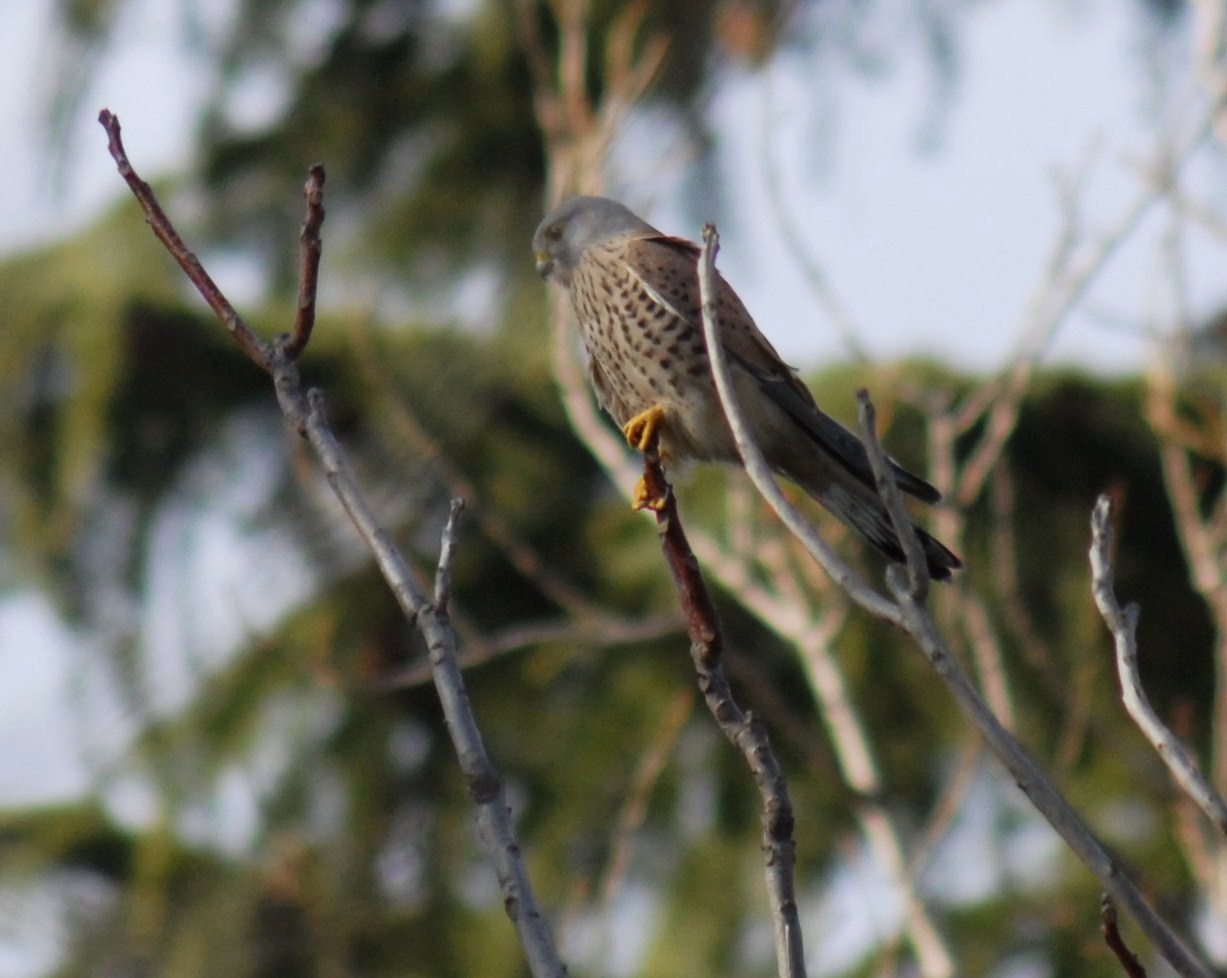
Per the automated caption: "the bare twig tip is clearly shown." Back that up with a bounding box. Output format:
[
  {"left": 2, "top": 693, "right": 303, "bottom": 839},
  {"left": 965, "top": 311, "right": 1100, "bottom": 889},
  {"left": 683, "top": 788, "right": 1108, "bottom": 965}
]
[{"left": 434, "top": 498, "right": 467, "bottom": 613}]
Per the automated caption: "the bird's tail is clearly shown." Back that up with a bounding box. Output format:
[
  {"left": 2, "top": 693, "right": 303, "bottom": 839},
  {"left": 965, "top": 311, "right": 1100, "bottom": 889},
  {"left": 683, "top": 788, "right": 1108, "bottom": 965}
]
[{"left": 800, "top": 476, "right": 962, "bottom": 581}]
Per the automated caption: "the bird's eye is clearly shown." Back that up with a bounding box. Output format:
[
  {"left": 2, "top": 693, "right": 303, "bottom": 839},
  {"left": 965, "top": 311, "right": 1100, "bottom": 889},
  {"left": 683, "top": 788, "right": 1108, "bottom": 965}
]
[{"left": 545, "top": 223, "right": 563, "bottom": 242}]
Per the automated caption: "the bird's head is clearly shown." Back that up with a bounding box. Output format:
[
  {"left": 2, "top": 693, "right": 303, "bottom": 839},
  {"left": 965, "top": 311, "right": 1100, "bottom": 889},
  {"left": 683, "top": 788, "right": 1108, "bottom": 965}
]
[{"left": 533, "top": 196, "right": 657, "bottom": 287}]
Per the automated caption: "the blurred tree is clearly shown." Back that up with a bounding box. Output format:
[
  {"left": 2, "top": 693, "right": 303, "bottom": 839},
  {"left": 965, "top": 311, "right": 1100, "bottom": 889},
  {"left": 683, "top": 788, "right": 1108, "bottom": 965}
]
[{"left": 0, "top": 1, "right": 1220, "bottom": 977}]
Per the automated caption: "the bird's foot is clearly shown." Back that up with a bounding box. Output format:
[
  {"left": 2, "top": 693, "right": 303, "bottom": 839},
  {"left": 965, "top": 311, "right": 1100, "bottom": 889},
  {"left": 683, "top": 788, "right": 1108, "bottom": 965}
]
[
  {"left": 631, "top": 474, "right": 668, "bottom": 512},
  {"left": 622, "top": 405, "right": 666, "bottom": 452}
]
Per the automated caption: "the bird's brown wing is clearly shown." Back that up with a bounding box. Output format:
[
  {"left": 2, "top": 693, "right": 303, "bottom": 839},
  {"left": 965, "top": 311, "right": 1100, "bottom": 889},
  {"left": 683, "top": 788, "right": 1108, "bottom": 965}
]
[{"left": 621, "top": 233, "right": 942, "bottom": 505}]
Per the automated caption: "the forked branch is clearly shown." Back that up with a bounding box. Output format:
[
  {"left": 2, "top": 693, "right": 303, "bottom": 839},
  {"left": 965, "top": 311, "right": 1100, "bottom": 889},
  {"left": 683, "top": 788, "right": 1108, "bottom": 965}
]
[
  {"left": 98, "top": 109, "right": 568, "bottom": 978},
  {"left": 695, "top": 221, "right": 1214, "bottom": 978}
]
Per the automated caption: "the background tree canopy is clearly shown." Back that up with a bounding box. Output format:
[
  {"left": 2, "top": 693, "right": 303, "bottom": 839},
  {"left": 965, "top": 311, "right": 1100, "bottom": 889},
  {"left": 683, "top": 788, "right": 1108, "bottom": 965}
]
[{"left": 2, "top": 2, "right": 1225, "bottom": 977}]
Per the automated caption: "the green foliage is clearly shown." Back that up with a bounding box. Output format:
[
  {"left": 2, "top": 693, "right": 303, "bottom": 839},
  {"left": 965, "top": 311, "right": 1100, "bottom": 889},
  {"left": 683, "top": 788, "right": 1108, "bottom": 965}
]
[
  {"left": 9, "top": 2, "right": 1215, "bottom": 974},
  {"left": 0, "top": 193, "right": 1212, "bottom": 972}
]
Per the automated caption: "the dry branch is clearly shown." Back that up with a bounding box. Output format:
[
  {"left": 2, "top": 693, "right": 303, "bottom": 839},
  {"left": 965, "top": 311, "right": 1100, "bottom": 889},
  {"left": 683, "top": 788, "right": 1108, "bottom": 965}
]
[
  {"left": 694, "top": 219, "right": 1214, "bottom": 978},
  {"left": 694, "top": 223, "right": 901, "bottom": 623},
  {"left": 638, "top": 442, "right": 807, "bottom": 978},
  {"left": 1090, "top": 494, "right": 1227, "bottom": 837},
  {"left": 98, "top": 109, "right": 568, "bottom": 978},
  {"left": 1102, "top": 895, "right": 1148, "bottom": 978},
  {"left": 694, "top": 224, "right": 958, "bottom": 976}
]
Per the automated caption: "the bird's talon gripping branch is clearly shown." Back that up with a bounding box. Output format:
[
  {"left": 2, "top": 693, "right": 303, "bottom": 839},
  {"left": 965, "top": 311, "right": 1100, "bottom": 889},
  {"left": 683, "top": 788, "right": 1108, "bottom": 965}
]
[
  {"left": 622, "top": 405, "right": 666, "bottom": 453},
  {"left": 632, "top": 474, "right": 668, "bottom": 513}
]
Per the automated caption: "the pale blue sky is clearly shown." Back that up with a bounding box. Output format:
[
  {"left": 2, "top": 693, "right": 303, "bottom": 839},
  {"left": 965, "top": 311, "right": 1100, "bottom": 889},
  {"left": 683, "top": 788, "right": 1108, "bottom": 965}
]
[{"left": 4, "top": 0, "right": 1225, "bottom": 375}]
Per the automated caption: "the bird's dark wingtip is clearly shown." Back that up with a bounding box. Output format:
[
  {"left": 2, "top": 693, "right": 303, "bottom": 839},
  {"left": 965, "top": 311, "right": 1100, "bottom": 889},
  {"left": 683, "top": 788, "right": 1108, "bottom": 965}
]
[{"left": 926, "top": 541, "right": 962, "bottom": 582}]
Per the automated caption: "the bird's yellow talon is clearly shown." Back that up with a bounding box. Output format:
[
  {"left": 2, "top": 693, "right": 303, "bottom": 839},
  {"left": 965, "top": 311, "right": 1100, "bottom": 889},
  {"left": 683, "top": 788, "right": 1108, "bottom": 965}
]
[
  {"left": 631, "top": 475, "right": 667, "bottom": 512},
  {"left": 622, "top": 405, "right": 666, "bottom": 452}
]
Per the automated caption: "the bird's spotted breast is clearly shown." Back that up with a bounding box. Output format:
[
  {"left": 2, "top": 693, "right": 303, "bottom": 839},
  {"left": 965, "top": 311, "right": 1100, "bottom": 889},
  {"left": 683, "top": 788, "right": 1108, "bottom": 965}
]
[{"left": 570, "top": 243, "right": 712, "bottom": 439}]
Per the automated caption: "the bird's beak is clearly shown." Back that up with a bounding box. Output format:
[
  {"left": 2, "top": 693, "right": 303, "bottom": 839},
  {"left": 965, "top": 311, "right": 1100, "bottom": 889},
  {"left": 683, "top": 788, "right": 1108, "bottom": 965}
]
[{"left": 535, "top": 251, "right": 553, "bottom": 279}]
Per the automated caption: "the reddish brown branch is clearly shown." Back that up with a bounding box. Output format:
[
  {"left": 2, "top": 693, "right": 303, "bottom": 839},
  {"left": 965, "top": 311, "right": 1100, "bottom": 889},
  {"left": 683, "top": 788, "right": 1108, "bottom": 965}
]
[
  {"left": 284, "top": 163, "right": 326, "bottom": 360},
  {"left": 1102, "top": 895, "right": 1148, "bottom": 978},
  {"left": 641, "top": 444, "right": 807, "bottom": 978},
  {"left": 98, "top": 108, "right": 276, "bottom": 372}
]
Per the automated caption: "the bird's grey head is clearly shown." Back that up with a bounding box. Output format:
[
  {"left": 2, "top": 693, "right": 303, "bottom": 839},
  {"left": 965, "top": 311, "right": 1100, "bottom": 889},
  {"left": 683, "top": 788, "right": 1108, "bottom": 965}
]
[{"left": 533, "top": 196, "right": 657, "bottom": 286}]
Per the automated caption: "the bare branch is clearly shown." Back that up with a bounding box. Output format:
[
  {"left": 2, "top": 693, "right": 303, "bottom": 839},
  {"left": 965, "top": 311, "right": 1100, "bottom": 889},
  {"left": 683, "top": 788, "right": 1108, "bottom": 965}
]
[
  {"left": 433, "top": 498, "right": 465, "bottom": 615},
  {"left": 98, "top": 109, "right": 276, "bottom": 373},
  {"left": 1101, "top": 895, "right": 1148, "bottom": 978},
  {"left": 698, "top": 219, "right": 1212, "bottom": 977},
  {"left": 383, "top": 612, "right": 681, "bottom": 688},
  {"left": 284, "top": 163, "right": 326, "bottom": 360},
  {"left": 100, "top": 111, "right": 568, "bottom": 978},
  {"left": 591, "top": 688, "right": 693, "bottom": 919},
  {"left": 758, "top": 71, "right": 869, "bottom": 363},
  {"left": 884, "top": 563, "right": 1213, "bottom": 977},
  {"left": 638, "top": 443, "right": 807, "bottom": 978},
  {"left": 1089, "top": 495, "right": 1227, "bottom": 837},
  {"left": 953, "top": 106, "right": 1216, "bottom": 509},
  {"left": 695, "top": 225, "right": 955, "bottom": 976},
  {"left": 855, "top": 391, "right": 931, "bottom": 602},
  {"left": 694, "top": 222, "right": 902, "bottom": 623},
  {"left": 958, "top": 589, "right": 1017, "bottom": 733}
]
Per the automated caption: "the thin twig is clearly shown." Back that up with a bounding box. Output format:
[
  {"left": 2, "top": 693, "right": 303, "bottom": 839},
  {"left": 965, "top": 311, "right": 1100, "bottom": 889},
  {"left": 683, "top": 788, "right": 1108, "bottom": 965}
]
[
  {"left": 1101, "top": 895, "right": 1148, "bottom": 978},
  {"left": 99, "top": 110, "right": 568, "bottom": 978},
  {"left": 382, "top": 612, "right": 681, "bottom": 688},
  {"left": 758, "top": 68, "right": 869, "bottom": 363},
  {"left": 1089, "top": 495, "right": 1227, "bottom": 837},
  {"left": 953, "top": 106, "right": 1215, "bottom": 510},
  {"left": 284, "top": 163, "right": 325, "bottom": 360},
  {"left": 639, "top": 443, "right": 807, "bottom": 978},
  {"left": 352, "top": 317, "right": 615, "bottom": 621},
  {"left": 855, "top": 391, "right": 931, "bottom": 602},
  {"left": 599, "top": 688, "right": 694, "bottom": 906},
  {"left": 98, "top": 109, "right": 275, "bottom": 372},
  {"left": 433, "top": 498, "right": 465, "bottom": 614}
]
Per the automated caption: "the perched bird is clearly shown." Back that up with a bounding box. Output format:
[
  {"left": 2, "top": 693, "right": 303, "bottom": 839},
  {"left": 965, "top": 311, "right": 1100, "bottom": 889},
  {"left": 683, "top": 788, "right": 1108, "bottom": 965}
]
[{"left": 533, "top": 195, "right": 961, "bottom": 580}]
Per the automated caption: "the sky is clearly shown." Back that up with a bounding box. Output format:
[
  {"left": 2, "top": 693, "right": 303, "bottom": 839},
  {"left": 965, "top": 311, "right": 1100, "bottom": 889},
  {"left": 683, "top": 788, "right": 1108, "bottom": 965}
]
[
  {"left": 692, "top": 1, "right": 1225, "bottom": 372},
  {"left": 3, "top": 0, "right": 1226, "bottom": 376}
]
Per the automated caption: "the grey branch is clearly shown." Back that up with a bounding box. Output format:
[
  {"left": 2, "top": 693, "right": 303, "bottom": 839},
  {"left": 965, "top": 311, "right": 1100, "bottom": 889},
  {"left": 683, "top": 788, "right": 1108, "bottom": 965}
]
[
  {"left": 100, "top": 111, "right": 568, "bottom": 978},
  {"left": 294, "top": 382, "right": 565, "bottom": 978},
  {"left": 1090, "top": 494, "right": 1227, "bottom": 837},
  {"left": 855, "top": 391, "right": 931, "bottom": 601},
  {"left": 697, "top": 218, "right": 1215, "bottom": 978},
  {"left": 694, "top": 223, "right": 902, "bottom": 625}
]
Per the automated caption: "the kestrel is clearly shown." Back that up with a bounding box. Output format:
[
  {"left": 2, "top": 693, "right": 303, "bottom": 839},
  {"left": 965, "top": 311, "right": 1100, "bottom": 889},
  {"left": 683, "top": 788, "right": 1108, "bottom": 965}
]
[{"left": 533, "top": 195, "right": 961, "bottom": 580}]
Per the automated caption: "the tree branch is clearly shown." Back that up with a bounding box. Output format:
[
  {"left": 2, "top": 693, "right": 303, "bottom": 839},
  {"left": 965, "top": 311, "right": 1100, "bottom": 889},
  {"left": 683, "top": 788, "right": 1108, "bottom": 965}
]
[
  {"left": 1101, "top": 895, "right": 1148, "bottom": 978},
  {"left": 696, "top": 219, "right": 1215, "bottom": 978},
  {"left": 99, "top": 109, "right": 568, "bottom": 978},
  {"left": 694, "top": 223, "right": 902, "bottom": 624},
  {"left": 855, "top": 390, "right": 931, "bottom": 602},
  {"left": 99, "top": 109, "right": 276, "bottom": 373},
  {"left": 639, "top": 444, "right": 807, "bottom": 978},
  {"left": 284, "top": 162, "right": 325, "bottom": 360},
  {"left": 1090, "top": 494, "right": 1227, "bottom": 837}
]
